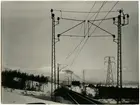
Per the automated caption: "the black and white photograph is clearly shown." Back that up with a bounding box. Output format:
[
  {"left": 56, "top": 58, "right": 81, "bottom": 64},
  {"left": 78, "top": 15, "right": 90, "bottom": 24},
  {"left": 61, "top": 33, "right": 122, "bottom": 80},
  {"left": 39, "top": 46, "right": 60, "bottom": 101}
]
[{"left": 1, "top": 1, "right": 139, "bottom": 104}]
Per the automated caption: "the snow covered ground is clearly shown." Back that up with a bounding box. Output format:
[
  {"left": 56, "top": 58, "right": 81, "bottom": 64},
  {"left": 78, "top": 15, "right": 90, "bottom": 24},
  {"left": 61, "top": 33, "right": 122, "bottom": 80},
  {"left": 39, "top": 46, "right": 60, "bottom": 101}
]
[
  {"left": 71, "top": 86, "right": 82, "bottom": 93},
  {"left": 1, "top": 87, "right": 60, "bottom": 104},
  {"left": 86, "top": 87, "right": 96, "bottom": 97},
  {"left": 123, "top": 84, "right": 139, "bottom": 88},
  {"left": 97, "top": 99, "right": 117, "bottom": 104},
  {"left": 71, "top": 85, "right": 97, "bottom": 97}
]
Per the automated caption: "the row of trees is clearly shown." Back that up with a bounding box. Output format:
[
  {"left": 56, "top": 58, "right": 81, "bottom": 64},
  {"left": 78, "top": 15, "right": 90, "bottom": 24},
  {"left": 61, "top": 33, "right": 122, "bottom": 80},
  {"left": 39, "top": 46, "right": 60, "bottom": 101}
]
[{"left": 2, "top": 68, "right": 49, "bottom": 90}]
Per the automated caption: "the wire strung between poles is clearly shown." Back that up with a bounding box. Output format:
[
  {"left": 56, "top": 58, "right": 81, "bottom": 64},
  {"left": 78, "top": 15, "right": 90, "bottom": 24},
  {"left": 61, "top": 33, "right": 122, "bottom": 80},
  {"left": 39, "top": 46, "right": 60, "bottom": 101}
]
[
  {"left": 58, "top": 21, "right": 85, "bottom": 36},
  {"left": 60, "top": 34, "right": 112, "bottom": 38},
  {"left": 89, "top": 21, "right": 115, "bottom": 36},
  {"left": 61, "top": 17, "right": 85, "bottom": 21},
  {"left": 89, "top": 1, "right": 119, "bottom": 37},
  {"left": 78, "top": 1, "right": 97, "bottom": 35},
  {"left": 65, "top": 1, "right": 106, "bottom": 64},
  {"left": 68, "top": 1, "right": 118, "bottom": 69},
  {"left": 53, "top": 9, "right": 118, "bottom": 14}
]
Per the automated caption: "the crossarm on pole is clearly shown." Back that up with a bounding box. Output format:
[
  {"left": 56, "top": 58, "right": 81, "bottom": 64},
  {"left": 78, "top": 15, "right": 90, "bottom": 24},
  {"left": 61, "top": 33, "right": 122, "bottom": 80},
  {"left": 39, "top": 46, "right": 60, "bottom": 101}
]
[
  {"left": 58, "top": 20, "right": 85, "bottom": 37},
  {"left": 88, "top": 21, "right": 115, "bottom": 37}
]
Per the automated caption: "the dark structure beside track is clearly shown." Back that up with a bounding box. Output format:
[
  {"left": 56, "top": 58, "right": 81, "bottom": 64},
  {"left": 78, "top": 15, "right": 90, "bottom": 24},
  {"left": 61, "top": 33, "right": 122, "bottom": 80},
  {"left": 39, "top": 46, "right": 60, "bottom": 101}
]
[{"left": 95, "top": 86, "right": 139, "bottom": 100}]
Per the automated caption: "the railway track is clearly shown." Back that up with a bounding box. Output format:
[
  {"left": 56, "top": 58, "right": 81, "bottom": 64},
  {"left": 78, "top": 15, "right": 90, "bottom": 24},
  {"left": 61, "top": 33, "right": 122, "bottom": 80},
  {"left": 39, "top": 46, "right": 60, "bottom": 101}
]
[
  {"left": 55, "top": 87, "right": 102, "bottom": 104},
  {"left": 68, "top": 89, "right": 102, "bottom": 104}
]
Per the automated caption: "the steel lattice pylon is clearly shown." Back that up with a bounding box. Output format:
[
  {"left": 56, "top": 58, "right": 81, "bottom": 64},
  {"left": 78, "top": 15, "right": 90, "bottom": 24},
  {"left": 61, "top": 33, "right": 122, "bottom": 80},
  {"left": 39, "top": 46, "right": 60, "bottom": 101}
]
[
  {"left": 104, "top": 56, "right": 115, "bottom": 86},
  {"left": 113, "top": 10, "right": 129, "bottom": 88},
  {"left": 51, "top": 10, "right": 55, "bottom": 100},
  {"left": 51, "top": 9, "right": 60, "bottom": 100},
  {"left": 113, "top": 9, "right": 129, "bottom": 103}
]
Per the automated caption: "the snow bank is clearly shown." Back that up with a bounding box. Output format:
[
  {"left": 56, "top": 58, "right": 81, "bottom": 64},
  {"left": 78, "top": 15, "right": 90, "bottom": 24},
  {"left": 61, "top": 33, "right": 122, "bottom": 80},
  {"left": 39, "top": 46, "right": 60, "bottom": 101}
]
[
  {"left": 71, "top": 86, "right": 81, "bottom": 93},
  {"left": 71, "top": 85, "right": 97, "bottom": 97},
  {"left": 123, "top": 84, "right": 139, "bottom": 88},
  {"left": 1, "top": 87, "right": 59, "bottom": 104},
  {"left": 98, "top": 99, "right": 117, "bottom": 104},
  {"left": 86, "top": 87, "right": 96, "bottom": 97}
]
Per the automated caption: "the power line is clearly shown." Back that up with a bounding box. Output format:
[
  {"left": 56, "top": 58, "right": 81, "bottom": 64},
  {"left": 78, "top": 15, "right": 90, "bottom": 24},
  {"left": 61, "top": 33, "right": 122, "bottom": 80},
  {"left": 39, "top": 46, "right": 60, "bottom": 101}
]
[
  {"left": 69, "top": 1, "right": 118, "bottom": 68},
  {"left": 60, "top": 34, "right": 112, "bottom": 37},
  {"left": 89, "top": 1, "right": 107, "bottom": 20},
  {"left": 58, "top": 20, "right": 85, "bottom": 36},
  {"left": 65, "top": 1, "right": 106, "bottom": 61},
  {"left": 53, "top": 9, "right": 117, "bottom": 14},
  {"left": 86, "top": 1, "right": 119, "bottom": 44},
  {"left": 60, "top": 1, "right": 118, "bottom": 69},
  {"left": 89, "top": 21, "right": 115, "bottom": 36},
  {"left": 80, "top": 1, "right": 106, "bottom": 39},
  {"left": 85, "top": 1, "right": 107, "bottom": 35},
  {"left": 78, "top": 1, "right": 97, "bottom": 39},
  {"left": 61, "top": 17, "right": 85, "bottom": 21},
  {"left": 64, "top": 1, "right": 97, "bottom": 60},
  {"left": 89, "top": 1, "right": 119, "bottom": 37},
  {"left": 65, "top": 37, "right": 85, "bottom": 60},
  {"left": 89, "top": 16, "right": 117, "bottom": 22},
  {"left": 89, "top": 15, "right": 126, "bottom": 22},
  {"left": 85, "top": 1, "right": 97, "bottom": 20},
  {"left": 69, "top": 2, "right": 107, "bottom": 68}
]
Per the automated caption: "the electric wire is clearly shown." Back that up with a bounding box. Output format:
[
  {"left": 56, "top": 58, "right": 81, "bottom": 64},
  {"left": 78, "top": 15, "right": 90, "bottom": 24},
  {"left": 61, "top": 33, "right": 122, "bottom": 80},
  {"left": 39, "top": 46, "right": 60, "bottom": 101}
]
[
  {"left": 64, "top": 2, "right": 97, "bottom": 60},
  {"left": 65, "top": 1, "right": 106, "bottom": 61},
  {"left": 69, "top": 1, "right": 119, "bottom": 68},
  {"left": 69, "top": 1, "right": 107, "bottom": 68},
  {"left": 59, "top": 21, "right": 85, "bottom": 36},
  {"left": 89, "top": 1, "right": 107, "bottom": 20},
  {"left": 78, "top": 1, "right": 97, "bottom": 34},
  {"left": 61, "top": 34, "right": 112, "bottom": 37},
  {"left": 89, "top": 1, "right": 119, "bottom": 37},
  {"left": 53, "top": 9, "right": 118, "bottom": 14}
]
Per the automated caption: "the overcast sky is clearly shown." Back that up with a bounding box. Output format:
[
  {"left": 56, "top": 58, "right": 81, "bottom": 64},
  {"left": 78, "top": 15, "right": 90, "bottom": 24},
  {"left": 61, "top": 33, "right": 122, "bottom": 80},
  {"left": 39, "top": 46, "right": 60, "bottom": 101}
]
[{"left": 2, "top": 1, "right": 138, "bottom": 83}]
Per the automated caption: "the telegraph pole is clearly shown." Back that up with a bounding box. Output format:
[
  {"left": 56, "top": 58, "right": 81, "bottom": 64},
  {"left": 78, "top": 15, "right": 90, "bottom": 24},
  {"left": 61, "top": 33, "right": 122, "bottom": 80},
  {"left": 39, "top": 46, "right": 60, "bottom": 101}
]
[
  {"left": 104, "top": 56, "right": 115, "bottom": 86},
  {"left": 113, "top": 9, "right": 129, "bottom": 103},
  {"left": 83, "top": 70, "right": 85, "bottom": 84},
  {"left": 113, "top": 10, "right": 129, "bottom": 88},
  {"left": 57, "top": 63, "right": 60, "bottom": 89},
  {"left": 51, "top": 9, "right": 60, "bottom": 100},
  {"left": 82, "top": 70, "right": 86, "bottom": 95},
  {"left": 83, "top": 70, "right": 85, "bottom": 91},
  {"left": 51, "top": 9, "right": 54, "bottom": 100}
]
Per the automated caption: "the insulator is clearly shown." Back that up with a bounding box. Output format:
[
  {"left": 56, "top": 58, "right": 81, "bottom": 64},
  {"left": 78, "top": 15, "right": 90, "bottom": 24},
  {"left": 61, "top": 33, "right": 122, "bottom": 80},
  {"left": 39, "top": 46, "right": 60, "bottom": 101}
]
[
  {"left": 113, "top": 17, "right": 115, "bottom": 21},
  {"left": 57, "top": 34, "right": 60, "bottom": 37},
  {"left": 52, "top": 13, "right": 55, "bottom": 18},
  {"left": 123, "top": 16, "right": 125, "bottom": 25},
  {"left": 51, "top": 9, "right": 53, "bottom": 12},
  {"left": 127, "top": 14, "right": 129, "bottom": 18},
  {"left": 113, "top": 18, "right": 115, "bottom": 24},
  {"left": 119, "top": 9, "right": 122, "bottom": 14},
  {"left": 118, "top": 15, "right": 121, "bottom": 19},
  {"left": 57, "top": 17, "right": 60, "bottom": 20},
  {"left": 112, "top": 35, "right": 115, "bottom": 39}
]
